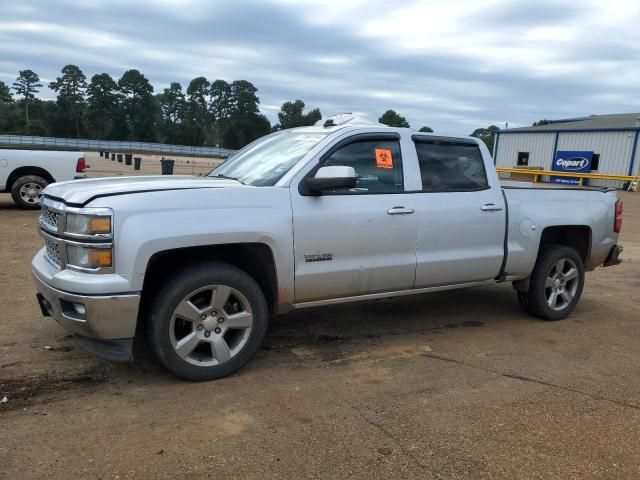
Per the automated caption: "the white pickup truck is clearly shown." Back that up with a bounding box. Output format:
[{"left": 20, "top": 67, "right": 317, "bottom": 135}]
[
  {"left": 0, "top": 149, "right": 86, "bottom": 208},
  {"left": 32, "top": 115, "right": 623, "bottom": 380}
]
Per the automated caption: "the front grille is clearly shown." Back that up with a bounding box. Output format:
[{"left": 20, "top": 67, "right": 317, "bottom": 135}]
[
  {"left": 44, "top": 239, "right": 63, "bottom": 268},
  {"left": 40, "top": 205, "right": 60, "bottom": 232}
]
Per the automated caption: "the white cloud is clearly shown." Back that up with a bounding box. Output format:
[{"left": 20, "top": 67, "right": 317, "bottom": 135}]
[{"left": 1, "top": 0, "right": 639, "bottom": 134}]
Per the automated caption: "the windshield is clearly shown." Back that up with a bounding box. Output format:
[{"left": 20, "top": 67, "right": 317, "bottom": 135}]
[{"left": 209, "top": 131, "right": 328, "bottom": 186}]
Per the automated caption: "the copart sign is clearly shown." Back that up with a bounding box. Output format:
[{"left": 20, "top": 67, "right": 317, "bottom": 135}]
[{"left": 551, "top": 151, "right": 592, "bottom": 185}]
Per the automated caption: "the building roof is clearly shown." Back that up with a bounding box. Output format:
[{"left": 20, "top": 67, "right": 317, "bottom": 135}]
[{"left": 502, "top": 113, "right": 640, "bottom": 133}]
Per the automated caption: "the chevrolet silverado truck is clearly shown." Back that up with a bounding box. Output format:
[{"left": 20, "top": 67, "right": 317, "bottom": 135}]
[
  {"left": 0, "top": 149, "right": 86, "bottom": 208},
  {"left": 32, "top": 115, "right": 623, "bottom": 380}
]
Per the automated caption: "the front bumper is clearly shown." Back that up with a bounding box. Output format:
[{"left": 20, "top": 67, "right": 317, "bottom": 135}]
[
  {"left": 603, "top": 245, "right": 623, "bottom": 267},
  {"left": 33, "top": 270, "right": 140, "bottom": 361}
]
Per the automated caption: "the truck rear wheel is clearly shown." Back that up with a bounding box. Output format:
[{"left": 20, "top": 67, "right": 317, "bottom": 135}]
[
  {"left": 11, "top": 175, "right": 48, "bottom": 209},
  {"left": 518, "top": 244, "right": 585, "bottom": 321},
  {"left": 146, "top": 262, "right": 268, "bottom": 381}
]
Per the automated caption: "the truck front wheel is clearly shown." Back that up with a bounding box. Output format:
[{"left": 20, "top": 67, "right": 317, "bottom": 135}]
[
  {"left": 146, "top": 262, "right": 269, "bottom": 380},
  {"left": 517, "top": 245, "right": 585, "bottom": 321},
  {"left": 11, "top": 175, "right": 48, "bottom": 209}
]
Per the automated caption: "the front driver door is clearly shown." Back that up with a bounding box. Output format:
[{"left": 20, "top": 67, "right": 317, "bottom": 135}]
[{"left": 290, "top": 133, "right": 418, "bottom": 303}]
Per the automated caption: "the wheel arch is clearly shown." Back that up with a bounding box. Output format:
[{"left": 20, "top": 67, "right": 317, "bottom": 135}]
[
  {"left": 6, "top": 166, "right": 55, "bottom": 190},
  {"left": 514, "top": 225, "right": 591, "bottom": 293},
  {"left": 139, "top": 243, "right": 279, "bottom": 319},
  {"left": 538, "top": 225, "right": 592, "bottom": 265}
]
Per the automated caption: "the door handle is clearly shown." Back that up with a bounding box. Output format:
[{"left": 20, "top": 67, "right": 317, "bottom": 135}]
[
  {"left": 387, "top": 206, "right": 415, "bottom": 215},
  {"left": 481, "top": 203, "right": 503, "bottom": 212}
]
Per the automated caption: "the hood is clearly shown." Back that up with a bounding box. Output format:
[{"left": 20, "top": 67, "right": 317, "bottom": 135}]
[{"left": 43, "top": 175, "right": 243, "bottom": 206}]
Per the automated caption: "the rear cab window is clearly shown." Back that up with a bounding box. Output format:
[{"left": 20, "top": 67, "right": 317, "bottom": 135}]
[{"left": 413, "top": 137, "right": 489, "bottom": 192}]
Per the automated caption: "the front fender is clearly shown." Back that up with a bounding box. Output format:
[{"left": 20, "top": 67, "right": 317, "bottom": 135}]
[{"left": 89, "top": 187, "right": 295, "bottom": 305}]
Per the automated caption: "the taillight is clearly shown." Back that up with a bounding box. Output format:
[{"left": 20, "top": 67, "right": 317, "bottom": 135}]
[
  {"left": 614, "top": 199, "right": 623, "bottom": 233},
  {"left": 76, "top": 157, "right": 86, "bottom": 173}
]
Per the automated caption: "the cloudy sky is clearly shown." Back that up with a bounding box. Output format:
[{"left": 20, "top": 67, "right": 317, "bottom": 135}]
[{"left": 1, "top": 0, "right": 639, "bottom": 135}]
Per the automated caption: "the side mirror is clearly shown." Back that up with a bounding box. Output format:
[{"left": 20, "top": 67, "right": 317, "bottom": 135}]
[{"left": 306, "top": 166, "right": 356, "bottom": 193}]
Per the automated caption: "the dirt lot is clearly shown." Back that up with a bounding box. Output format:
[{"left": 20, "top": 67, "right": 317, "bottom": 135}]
[
  {"left": 1, "top": 165, "right": 639, "bottom": 478},
  {"left": 83, "top": 151, "right": 221, "bottom": 178}
]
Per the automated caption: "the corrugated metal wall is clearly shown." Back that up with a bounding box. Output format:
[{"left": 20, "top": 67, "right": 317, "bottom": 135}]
[
  {"left": 556, "top": 131, "right": 634, "bottom": 188},
  {"left": 495, "top": 130, "right": 638, "bottom": 189},
  {"left": 495, "top": 133, "right": 556, "bottom": 168},
  {"left": 633, "top": 134, "right": 640, "bottom": 180}
]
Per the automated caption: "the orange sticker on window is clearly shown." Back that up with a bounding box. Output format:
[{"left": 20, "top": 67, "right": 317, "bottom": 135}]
[{"left": 375, "top": 148, "right": 393, "bottom": 169}]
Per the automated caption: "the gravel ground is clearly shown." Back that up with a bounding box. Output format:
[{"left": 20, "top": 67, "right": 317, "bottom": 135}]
[{"left": 1, "top": 166, "right": 639, "bottom": 479}]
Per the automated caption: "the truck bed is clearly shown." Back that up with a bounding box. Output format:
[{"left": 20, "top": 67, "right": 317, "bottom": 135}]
[{"left": 501, "top": 182, "right": 619, "bottom": 277}]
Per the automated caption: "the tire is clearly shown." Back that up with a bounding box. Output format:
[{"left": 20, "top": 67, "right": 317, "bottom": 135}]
[
  {"left": 146, "top": 262, "right": 269, "bottom": 381},
  {"left": 518, "top": 244, "right": 585, "bottom": 321},
  {"left": 10, "top": 175, "right": 48, "bottom": 209}
]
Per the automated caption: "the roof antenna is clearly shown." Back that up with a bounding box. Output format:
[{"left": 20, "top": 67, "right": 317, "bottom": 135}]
[{"left": 323, "top": 119, "right": 335, "bottom": 128}]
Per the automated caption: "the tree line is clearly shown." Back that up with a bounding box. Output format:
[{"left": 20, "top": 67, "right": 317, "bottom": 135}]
[
  {"left": 1, "top": 66, "right": 282, "bottom": 149},
  {"left": 470, "top": 119, "right": 552, "bottom": 154},
  {"left": 1, "top": 64, "right": 509, "bottom": 152}
]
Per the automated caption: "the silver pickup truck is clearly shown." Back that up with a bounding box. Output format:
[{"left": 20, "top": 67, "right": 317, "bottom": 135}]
[{"left": 32, "top": 115, "right": 623, "bottom": 380}]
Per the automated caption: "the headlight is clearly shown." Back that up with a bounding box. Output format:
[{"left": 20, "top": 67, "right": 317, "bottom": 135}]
[
  {"left": 66, "top": 213, "right": 112, "bottom": 236},
  {"left": 66, "top": 245, "right": 113, "bottom": 269}
]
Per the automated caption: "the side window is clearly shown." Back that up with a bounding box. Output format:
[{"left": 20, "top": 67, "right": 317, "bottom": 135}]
[
  {"left": 319, "top": 139, "right": 404, "bottom": 193},
  {"left": 415, "top": 141, "right": 489, "bottom": 192}
]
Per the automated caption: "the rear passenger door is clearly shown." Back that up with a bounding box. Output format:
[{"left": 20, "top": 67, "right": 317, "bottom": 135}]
[{"left": 412, "top": 137, "right": 506, "bottom": 287}]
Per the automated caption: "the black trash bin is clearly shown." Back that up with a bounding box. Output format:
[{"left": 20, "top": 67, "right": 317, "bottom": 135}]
[
  {"left": 125, "top": 154, "right": 132, "bottom": 166},
  {"left": 117, "top": 154, "right": 123, "bottom": 163},
  {"left": 111, "top": 153, "right": 115, "bottom": 161},
  {"left": 134, "top": 157, "right": 142, "bottom": 171},
  {"left": 160, "top": 159, "right": 175, "bottom": 175},
  {"left": 99, "top": 151, "right": 104, "bottom": 158}
]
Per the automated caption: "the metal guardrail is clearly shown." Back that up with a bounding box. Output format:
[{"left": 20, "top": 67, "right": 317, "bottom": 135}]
[
  {"left": 0, "top": 135, "right": 236, "bottom": 158},
  {"left": 496, "top": 167, "right": 637, "bottom": 186}
]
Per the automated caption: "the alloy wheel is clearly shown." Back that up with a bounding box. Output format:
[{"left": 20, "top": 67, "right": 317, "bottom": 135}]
[
  {"left": 169, "top": 284, "right": 254, "bottom": 366},
  {"left": 544, "top": 258, "right": 579, "bottom": 311}
]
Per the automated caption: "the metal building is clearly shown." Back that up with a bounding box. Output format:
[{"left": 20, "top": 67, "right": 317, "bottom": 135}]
[{"left": 494, "top": 113, "right": 640, "bottom": 188}]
